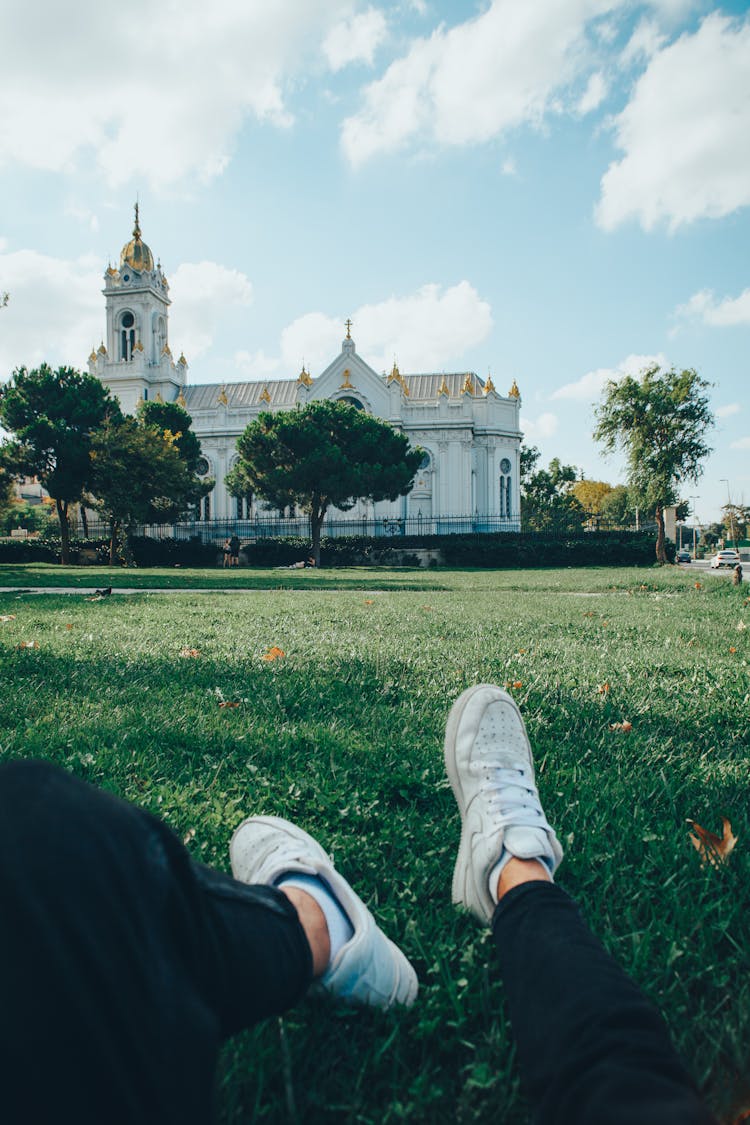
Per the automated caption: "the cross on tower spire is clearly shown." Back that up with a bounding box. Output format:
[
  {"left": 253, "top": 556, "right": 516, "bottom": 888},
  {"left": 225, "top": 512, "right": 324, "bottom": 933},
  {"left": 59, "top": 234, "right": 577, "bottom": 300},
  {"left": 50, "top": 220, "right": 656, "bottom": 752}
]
[{"left": 345, "top": 317, "right": 352, "bottom": 339}]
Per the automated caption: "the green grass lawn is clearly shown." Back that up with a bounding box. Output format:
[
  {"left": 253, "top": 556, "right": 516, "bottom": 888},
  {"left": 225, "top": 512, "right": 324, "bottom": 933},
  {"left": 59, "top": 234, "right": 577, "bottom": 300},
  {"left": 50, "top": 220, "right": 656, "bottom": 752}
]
[{"left": 1, "top": 567, "right": 748, "bottom": 1122}]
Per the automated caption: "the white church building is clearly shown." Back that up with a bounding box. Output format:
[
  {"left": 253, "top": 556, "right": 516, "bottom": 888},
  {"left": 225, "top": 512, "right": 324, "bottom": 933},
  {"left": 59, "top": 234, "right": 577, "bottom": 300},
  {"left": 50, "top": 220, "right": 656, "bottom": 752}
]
[{"left": 88, "top": 210, "right": 522, "bottom": 533}]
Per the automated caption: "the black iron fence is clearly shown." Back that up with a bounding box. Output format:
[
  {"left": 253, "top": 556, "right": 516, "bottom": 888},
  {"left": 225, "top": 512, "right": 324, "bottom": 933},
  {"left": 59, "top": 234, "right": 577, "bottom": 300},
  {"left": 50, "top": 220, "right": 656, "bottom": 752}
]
[{"left": 71, "top": 513, "right": 652, "bottom": 543}]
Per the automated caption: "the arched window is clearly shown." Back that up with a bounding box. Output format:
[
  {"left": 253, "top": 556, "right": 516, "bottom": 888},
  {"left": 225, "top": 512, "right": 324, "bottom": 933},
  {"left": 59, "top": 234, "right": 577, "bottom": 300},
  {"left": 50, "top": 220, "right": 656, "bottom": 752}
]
[
  {"left": 201, "top": 491, "right": 212, "bottom": 521},
  {"left": 120, "top": 311, "right": 136, "bottom": 361},
  {"left": 500, "top": 458, "right": 511, "bottom": 518},
  {"left": 338, "top": 396, "right": 364, "bottom": 410}
]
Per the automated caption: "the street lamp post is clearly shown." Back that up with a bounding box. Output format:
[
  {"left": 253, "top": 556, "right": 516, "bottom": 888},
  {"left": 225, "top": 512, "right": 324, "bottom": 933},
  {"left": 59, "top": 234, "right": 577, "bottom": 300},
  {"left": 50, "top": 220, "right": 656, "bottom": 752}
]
[
  {"left": 689, "top": 495, "right": 699, "bottom": 559},
  {"left": 719, "top": 479, "right": 738, "bottom": 547}
]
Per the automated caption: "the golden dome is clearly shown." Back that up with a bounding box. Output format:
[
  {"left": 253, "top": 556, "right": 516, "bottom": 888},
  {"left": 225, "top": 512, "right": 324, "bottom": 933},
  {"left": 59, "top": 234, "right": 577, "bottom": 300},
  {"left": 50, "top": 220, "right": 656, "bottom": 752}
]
[
  {"left": 508, "top": 379, "right": 520, "bottom": 398},
  {"left": 120, "top": 203, "right": 154, "bottom": 273}
]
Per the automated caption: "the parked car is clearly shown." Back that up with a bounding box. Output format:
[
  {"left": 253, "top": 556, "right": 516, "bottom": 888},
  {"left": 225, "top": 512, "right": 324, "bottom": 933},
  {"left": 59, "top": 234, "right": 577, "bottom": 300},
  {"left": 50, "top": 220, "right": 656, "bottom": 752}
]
[
  {"left": 675, "top": 548, "right": 692, "bottom": 563},
  {"left": 710, "top": 549, "right": 741, "bottom": 569}
]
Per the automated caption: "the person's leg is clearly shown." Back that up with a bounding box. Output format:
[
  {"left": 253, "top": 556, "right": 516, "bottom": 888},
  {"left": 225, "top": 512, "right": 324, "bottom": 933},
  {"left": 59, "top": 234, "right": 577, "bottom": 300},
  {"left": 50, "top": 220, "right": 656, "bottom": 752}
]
[
  {"left": 0, "top": 759, "right": 313, "bottom": 1125},
  {"left": 444, "top": 684, "right": 716, "bottom": 1125}
]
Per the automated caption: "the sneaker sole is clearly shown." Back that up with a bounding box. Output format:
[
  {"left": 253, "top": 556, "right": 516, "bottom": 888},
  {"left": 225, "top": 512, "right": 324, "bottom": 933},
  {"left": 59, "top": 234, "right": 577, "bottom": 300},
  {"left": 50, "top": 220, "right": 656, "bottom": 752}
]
[{"left": 444, "top": 684, "right": 527, "bottom": 912}]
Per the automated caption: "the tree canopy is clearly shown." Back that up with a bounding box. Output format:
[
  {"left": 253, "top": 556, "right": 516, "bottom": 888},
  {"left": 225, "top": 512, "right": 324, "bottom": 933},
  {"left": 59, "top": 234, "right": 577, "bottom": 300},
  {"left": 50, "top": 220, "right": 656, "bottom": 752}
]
[
  {"left": 520, "top": 448, "right": 584, "bottom": 532},
  {"left": 0, "top": 364, "right": 121, "bottom": 562},
  {"left": 233, "top": 400, "right": 423, "bottom": 565},
  {"left": 594, "top": 365, "right": 713, "bottom": 563},
  {"left": 89, "top": 415, "right": 201, "bottom": 564}
]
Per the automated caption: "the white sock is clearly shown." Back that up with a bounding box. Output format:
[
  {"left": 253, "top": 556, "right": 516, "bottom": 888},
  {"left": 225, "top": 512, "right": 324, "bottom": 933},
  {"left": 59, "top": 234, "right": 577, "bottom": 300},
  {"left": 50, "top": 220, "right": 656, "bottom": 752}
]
[
  {"left": 487, "top": 845, "right": 554, "bottom": 905},
  {"left": 277, "top": 873, "right": 354, "bottom": 963}
]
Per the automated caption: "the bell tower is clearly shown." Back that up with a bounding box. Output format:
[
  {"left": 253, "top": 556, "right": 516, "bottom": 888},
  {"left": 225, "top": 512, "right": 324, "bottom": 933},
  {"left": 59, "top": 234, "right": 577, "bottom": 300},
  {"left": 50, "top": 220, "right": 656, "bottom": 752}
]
[{"left": 88, "top": 204, "right": 188, "bottom": 414}]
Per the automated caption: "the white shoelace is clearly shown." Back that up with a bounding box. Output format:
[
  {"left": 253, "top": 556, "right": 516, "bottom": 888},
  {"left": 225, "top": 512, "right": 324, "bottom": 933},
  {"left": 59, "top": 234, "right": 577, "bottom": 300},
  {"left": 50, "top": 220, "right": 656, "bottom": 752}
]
[{"left": 469, "top": 761, "right": 549, "bottom": 829}]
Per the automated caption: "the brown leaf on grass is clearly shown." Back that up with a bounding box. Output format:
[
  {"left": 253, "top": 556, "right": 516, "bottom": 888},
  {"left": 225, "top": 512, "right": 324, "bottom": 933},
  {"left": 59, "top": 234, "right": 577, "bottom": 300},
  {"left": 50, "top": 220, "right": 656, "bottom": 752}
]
[
  {"left": 695, "top": 581, "right": 702, "bottom": 590},
  {"left": 504, "top": 680, "right": 523, "bottom": 690},
  {"left": 179, "top": 647, "right": 201, "bottom": 658},
  {"left": 688, "top": 817, "right": 737, "bottom": 867},
  {"left": 609, "top": 720, "right": 632, "bottom": 732},
  {"left": 262, "top": 645, "right": 285, "bottom": 661},
  {"left": 421, "top": 605, "right": 433, "bottom": 611},
  {"left": 17, "top": 640, "right": 39, "bottom": 650},
  {"left": 597, "top": 682, "right": 610, "bottom": 694},
  {"left": 0, "top": 614, "right": 17, "bottom": 622},
  {"left": 65, "top": 623, "right": 73, "bottom": 630},
  {"left": 218, "top": 700, "right": 241, "bottom": 709},
  {"left": 583, "top": 611, "right": 595, "bottom": 617},
  {"left": 364, "top": 599, "right": 374, "bottom": 605},
  {"left": 729, "top": 646, "right": 737, "bottom": 654}
]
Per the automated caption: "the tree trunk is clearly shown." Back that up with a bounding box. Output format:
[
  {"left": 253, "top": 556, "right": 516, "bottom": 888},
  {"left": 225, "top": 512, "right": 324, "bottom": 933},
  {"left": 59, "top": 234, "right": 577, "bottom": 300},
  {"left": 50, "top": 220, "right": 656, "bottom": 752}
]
[
  {"left": 109, "top": 520, "right": 119, "bottom": 566},
  {"left": 655, "top": 504, "right": 667, "bottom": 564},
  {"left": 309, "top": 501, "right": 326, "bottom": 568},
  {"left": 80, "top": 503, "right": 89, "bottom": 538},
  {"left": 56, "top": 498, "right": 70, "bottom": 565}
]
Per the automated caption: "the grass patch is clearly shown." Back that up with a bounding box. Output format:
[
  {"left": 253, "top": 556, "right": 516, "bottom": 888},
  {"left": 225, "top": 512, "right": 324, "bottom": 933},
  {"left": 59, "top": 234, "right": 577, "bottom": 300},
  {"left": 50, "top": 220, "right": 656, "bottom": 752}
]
[{"left": 1, "top": 567, "right": 748, "bottom": 1122}]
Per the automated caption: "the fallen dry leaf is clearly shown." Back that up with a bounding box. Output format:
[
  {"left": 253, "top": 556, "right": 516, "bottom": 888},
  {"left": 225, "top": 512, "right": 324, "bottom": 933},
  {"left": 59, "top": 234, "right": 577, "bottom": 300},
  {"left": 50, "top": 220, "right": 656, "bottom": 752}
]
[
  {"left": 695, "top": 582, "right": 702, "bottom": 590},
  {"left": 262, "top": 645, "right": 285, "bottom": 661},
  {"left": 364, "top": 599, "right": 374, "bottom": 605},
  {"left": 65, "top": 623, "right": 73, "bottom": 630},
  {"left": 0, "top": 614, "right": 17, "bottom": 622},
  {"left": 597, "top": 682, "right": 610, "bottom": 694},
  {"left": 218, "top": 700, "right": 241, "bottom": 709},
  {"left": 504, "top": 680, "right": 523, "bottom": 690},
  {"left": 688, "top": 817, "right": 737, "bottom": 867},
  {"left": 516, "top": 648, "right": 528, "bottom": 655},
  {"left": 421, "top": 605, "right": 433, "bottom": 611},
  {"left": 179, "top": 647, "right": 201, "bottom": 658},
  {"left": 17, "top": 640, "right": 39, "bottom": 650},
  {"left": 609, "top": 720, "right": 632, "bottom": 732},
  {"left": 729, "top": 646, "right": 737, "bottom": 654}
]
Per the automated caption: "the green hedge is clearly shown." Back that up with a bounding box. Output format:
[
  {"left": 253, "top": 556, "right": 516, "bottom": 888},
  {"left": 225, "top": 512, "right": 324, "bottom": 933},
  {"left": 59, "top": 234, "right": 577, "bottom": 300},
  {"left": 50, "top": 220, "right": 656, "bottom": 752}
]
[{"left": 243, "top": 531, "right": 668, "bottom": 568}]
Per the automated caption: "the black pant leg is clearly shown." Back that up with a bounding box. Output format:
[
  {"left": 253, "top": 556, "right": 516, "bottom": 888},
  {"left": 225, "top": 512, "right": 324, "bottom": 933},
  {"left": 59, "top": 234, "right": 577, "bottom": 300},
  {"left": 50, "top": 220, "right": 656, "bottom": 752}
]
[
  {"left": 0, "top": 760, "right": 313, "bottom": 1125},
  {"left": 492, "top": 881, "right": 716, "bottom": 1125}
]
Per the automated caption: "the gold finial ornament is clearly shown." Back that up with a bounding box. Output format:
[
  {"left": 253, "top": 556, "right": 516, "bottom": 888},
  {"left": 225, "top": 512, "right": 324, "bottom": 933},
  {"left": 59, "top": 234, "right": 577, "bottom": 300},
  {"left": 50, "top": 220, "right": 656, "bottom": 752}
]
[
  {"left": 134, "top": 339, "right": 144, "bottom": 352},
  {"left": 508, "top": 379, "right": 520, "bottom": 398},
  {"left": 120, "top": 202, "right": 154, "bottom": 273},
  {"left": 176, "top": 390, "right": 187, "bottom": 408},
  {"left": 178, "top": 352, "right": 187, "bottom": 366},
  {"left": 98, "top": 341, "right": 107, "bottom": 355},
  {"left": 259, "top": 386, "right": 272, "bottom": 404},
  {"left": 89, "top": 349, "right": 97, "bottom": 363},
  {"left": 340, "top": 368, "right": 354, "bottom": 389},
  {"left": 437, "top": 376, "right": 450, "bottom": 397},
  {"left": 155, "top": 391, "right": 164, "bottom": 403},
  {"left": 345, "top": 318, "right": 353, "bottom": 339},
  {"left": 484, "top": 373, "right": 496, "bottom": 395},
  {"left": 387, "top": 360, "right": 400, "bottom": 383},
  {"left": 461, "top": 373, "right": 474, "bottom": 395},
  {"left": 297, "top": 363, "right": 312, "bottom": 387},
  {"left": 217, "top": 385, "right": 228, "bottom": 405}
]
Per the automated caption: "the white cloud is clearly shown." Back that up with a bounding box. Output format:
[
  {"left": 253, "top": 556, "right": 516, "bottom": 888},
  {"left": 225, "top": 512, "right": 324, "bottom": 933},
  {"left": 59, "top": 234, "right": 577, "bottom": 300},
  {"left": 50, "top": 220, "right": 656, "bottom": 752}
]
[
  {"left": 278, "top": 281, "right": 492, "bottom": 374},
  {"left": 341, "top": 0, "right": 620, "bottom": 166},
  {"left": 323, "top": 7, "right": 388, "bottom": 71},
  {"left": 675, "top": 287, "right": 750, "bottom": 327},
  {"left": 0, "top": 247, "right": 102, "bottom": 376},
  {"left": 730, "top": 436, "right": 750, "bottom": 450},
  {"left": 501, "top": 157, "right": 518, "bottom": 176},
  {"left": 169, "top": 262, "right": 253, "bottom": 360},
  {"left": 716, "top": 403, "right": 741, "bottom": 419},
  {"left": 619, "top": 18, "right": 665, "bottom": 66},
  {"left": 576, "top": 72, "right": 607, "bottom": 115},
  {"left": 521, "top": 412, "right": 559, "bottom": 441},
  {"left": 597, "top": 13, "right": 750, "bottom": 230},
  {"left": 552, "top": 353, "right": 667, "bottom": 400},
  {"left": 0, "top": 0, "right": 352, "bottom": 189}
]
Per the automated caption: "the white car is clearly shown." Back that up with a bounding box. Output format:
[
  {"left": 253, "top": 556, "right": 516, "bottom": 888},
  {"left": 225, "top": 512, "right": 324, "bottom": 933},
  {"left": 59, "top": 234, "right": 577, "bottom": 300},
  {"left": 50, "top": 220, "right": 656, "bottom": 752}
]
[{"left": 710, "top": 549, "right": 741, "bottom": 569}]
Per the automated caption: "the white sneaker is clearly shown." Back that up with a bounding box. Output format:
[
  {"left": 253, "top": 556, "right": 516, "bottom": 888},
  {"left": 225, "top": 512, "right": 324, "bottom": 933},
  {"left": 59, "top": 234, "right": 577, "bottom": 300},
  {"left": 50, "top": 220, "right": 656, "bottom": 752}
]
[
  {"left": 444, "top": 684, "right": 563, "bottom": 924},
  {"left": 229, "top": 815, "right": 418, "bottom": 1009}
]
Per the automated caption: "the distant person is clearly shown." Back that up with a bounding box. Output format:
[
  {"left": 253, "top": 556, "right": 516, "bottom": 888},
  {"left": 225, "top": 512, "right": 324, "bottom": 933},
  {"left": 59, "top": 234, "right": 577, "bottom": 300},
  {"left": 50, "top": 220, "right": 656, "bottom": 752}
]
[
  {"left": 0, "top": 686, "right": 716, "bottom": 1124},
  {"left": 221, "top": 538, "right": 231, "bottom": 568},
  {"left": 229, "top": 534, "right": 240, "bottom": 567},
  {"left": 305, "top": 555, "right": 316, "bottom": 567},
  {"left": 733, "top": 562, "right": 743, "bottom": 586}
]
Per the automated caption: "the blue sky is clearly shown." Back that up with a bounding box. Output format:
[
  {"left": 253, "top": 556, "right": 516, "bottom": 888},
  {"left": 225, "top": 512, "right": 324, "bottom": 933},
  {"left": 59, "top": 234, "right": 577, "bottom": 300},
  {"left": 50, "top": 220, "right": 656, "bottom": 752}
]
[{"left": 1, "top": 0, "right": 748, "bottom": 523}]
